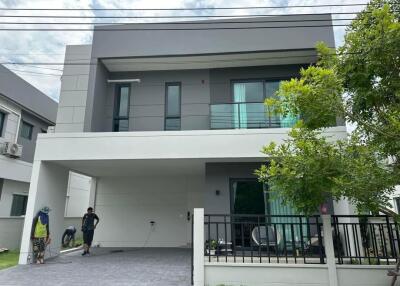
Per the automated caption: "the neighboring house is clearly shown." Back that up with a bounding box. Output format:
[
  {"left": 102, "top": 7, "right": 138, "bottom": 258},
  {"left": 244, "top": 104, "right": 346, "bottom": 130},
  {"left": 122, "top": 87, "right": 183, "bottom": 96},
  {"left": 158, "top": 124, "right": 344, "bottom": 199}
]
[
  {"left": 0, "top": 64, "right": 57, "bottom": 218},
  {"left": 0, "top": 65, "right": 91, "bottom": 250}
]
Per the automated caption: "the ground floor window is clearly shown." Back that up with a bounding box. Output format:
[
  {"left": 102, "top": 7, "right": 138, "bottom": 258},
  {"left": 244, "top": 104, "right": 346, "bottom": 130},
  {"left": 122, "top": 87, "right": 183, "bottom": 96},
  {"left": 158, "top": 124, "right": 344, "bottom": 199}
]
[{"left": 10, "top": 194, "right": 28, "bottom": 216}]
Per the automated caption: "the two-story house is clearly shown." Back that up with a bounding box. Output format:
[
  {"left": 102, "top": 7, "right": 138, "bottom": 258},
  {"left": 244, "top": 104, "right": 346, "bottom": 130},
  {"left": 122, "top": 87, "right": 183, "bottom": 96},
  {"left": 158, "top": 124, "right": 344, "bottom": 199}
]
[{"left": 18, "top": 14, "right": 350, "bottom": 264}]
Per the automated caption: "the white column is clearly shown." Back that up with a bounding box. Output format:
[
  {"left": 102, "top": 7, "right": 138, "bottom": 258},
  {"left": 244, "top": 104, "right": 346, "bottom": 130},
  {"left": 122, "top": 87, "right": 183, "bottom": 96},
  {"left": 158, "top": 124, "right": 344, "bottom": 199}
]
[
  {"left": 19, "top": 161, "right": 69, "bottom": 264},
  {"left": 88, "top": 176, "right": 97, "bottom": 209},
  {"left": 322, "top": 214, "right": 338, "bottom": 286},
  {"left": 193, "top": 208, "right": 204, "bottom": 286}
]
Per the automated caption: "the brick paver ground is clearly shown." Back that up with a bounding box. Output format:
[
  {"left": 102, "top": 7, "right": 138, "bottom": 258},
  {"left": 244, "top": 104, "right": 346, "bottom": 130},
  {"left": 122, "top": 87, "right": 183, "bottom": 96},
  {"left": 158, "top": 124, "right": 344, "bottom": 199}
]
[{"left": 0, "top": 247, "right": 191, "bottom": 286}]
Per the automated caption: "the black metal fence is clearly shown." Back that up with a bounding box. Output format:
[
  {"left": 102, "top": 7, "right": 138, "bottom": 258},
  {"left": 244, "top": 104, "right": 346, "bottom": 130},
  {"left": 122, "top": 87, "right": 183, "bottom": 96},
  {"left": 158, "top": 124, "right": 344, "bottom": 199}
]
[
  {"left": 204, "top": 214, "right": 400, "bottom": 265},
  {"left": 332, "top": 215, "right": 400, "bottom": 265},
  {"left": 204, "top": 214, "right": 325, "bottom": 264}
]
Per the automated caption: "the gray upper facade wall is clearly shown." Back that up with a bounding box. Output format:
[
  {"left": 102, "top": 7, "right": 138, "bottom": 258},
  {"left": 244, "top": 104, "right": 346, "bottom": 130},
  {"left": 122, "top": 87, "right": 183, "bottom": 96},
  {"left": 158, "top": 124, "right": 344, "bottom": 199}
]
[
  {"left": 99, "top": 65, "right": 310, "bottom": 132},
  {"left": 90, "top": 15, "right": 335, "bottom": 58},
  {"left": 61, "top": 15, "right": 337, "bottom": 132}
]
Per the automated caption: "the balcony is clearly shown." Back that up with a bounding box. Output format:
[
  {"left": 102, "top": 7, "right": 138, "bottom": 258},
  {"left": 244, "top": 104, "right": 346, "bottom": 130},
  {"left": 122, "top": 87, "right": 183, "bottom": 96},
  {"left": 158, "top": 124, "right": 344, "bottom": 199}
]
[{"left": 210, "top": 102, "right": 298, "bottom": 130}]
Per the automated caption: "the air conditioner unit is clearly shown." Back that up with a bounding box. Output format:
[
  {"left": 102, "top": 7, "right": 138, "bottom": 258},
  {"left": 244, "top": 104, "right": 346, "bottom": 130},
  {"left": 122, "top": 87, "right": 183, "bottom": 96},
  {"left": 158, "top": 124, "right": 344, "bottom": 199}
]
[{"left": 2, "top": 142, "right": 23, "bottom": 158}]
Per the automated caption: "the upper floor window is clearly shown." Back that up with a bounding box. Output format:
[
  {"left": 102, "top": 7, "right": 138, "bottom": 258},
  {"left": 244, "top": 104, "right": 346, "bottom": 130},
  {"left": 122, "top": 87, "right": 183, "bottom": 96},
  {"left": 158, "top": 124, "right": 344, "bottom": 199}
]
[
  {"left": 231, "top": 80, "right": 282, "bottom": 129},
  {"left": 232, "top": 80, "right": 280, "bottom": 103},
  {"left": 113, "top": 85, "right": 130, "bottom": 132},
  {"left": 20, "top": 121, "right": 33, "bottom": 140},
  {"left": 165, "top": 83, "right": 181, "bottom": 131},
  {"left": 0, "top": 111, "right": 5, "bottom": 137}
]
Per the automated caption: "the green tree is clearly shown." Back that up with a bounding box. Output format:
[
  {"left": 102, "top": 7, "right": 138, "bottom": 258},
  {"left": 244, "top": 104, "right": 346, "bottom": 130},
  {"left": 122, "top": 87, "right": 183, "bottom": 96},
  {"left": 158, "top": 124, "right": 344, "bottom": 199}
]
[{"left": 257, "top": 0, "right": 400, "bottom": 215}]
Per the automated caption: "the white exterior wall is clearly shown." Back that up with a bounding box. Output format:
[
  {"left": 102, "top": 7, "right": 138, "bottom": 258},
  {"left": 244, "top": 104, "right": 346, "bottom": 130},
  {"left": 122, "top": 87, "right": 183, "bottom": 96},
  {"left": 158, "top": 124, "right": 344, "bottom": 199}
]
[
  {"left": 56, "top": 45, "right": 92, "bottom": 133},
  {"left": 19, "top": 162, "right": 69, "bottom": 264},
  {"left": 94, "top": 174, "right": 204, "bottom": 247},
  {"left": 204, "top": 264, "right": 392, "bottom": 286},
  {"left": 0, "top": 179, "right": 29, "bottom": 217},
  {"left": 0, "top": 217, "right": 24, "bottom": 250},
  {"left": 64, "top": 171, "right": 91, "bottom": 217}
]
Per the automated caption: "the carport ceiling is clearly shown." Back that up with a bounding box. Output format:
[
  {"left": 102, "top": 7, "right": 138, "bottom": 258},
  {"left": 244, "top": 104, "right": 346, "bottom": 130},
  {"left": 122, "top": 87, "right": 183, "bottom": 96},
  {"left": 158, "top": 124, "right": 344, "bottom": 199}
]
[
  {"left": 101, "top": 50, "right": 317, "bottom": 72},
  {"left": 53, "top": 158, "right": 262, "bottom": 177}
]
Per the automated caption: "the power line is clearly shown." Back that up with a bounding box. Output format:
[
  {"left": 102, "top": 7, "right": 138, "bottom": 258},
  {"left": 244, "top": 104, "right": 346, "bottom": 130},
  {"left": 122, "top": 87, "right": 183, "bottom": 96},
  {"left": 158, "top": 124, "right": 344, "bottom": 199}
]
[
  {"left": 0, "top": 24, "right": 349, "bottom": 31},
  {"left": 0, "top": 12, "right": 365, "bottom": 19},
  {"left": 0, "top": 18, "right": 355, "bottom": 25},
  {"left": 0, "top": 3, "right": 371, "bottom": 11}
]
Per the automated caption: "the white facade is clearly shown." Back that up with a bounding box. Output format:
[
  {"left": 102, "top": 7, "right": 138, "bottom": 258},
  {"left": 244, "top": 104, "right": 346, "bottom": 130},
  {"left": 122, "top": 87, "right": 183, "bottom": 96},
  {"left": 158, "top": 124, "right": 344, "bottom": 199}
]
[{"left": 18, "top": 127, "right": 348, "bottom": 263}]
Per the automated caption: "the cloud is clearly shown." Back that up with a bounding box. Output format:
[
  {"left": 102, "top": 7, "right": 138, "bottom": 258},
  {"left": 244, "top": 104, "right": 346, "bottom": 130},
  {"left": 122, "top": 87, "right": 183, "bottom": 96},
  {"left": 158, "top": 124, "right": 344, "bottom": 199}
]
[{"left": 0, "top": 0, "right": 368, "bottom": 102}]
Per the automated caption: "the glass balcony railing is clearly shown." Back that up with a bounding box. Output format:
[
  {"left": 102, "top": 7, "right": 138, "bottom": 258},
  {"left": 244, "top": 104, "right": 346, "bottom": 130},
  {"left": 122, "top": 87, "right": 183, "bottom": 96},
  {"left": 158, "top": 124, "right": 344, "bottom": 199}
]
[{"left": 210, "top": 102, "right": 298, "bottom": 129}]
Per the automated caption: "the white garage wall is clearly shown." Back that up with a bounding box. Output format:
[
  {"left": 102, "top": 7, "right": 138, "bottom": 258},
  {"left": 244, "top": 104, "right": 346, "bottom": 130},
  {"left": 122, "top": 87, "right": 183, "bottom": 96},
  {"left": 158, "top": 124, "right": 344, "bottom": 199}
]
[
  {"left": 94, "top": 173, "right": 204, "bottom": 248},
  {"left": 0, "top": 179, "right": 29, "bottom": 217}
]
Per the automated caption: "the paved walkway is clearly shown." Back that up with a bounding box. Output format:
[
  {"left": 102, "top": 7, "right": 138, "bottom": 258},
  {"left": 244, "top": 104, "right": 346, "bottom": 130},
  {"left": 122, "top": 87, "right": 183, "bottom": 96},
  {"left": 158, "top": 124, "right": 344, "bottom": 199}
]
[{"left": 0, "top": 248, "right": 191, "bottom": 286}]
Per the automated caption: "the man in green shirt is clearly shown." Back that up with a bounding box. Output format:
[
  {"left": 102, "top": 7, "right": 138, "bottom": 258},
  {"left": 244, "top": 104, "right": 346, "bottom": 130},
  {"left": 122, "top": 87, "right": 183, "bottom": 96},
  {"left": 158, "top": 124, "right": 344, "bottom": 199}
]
[{"left": 30, "top": 206, "right": 50, "bottom": 264}]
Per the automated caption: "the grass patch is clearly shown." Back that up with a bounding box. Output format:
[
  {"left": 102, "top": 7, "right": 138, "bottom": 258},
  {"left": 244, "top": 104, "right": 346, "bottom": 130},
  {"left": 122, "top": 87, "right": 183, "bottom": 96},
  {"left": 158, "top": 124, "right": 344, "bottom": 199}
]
[
  {"left": 0, "top": 250, "right": 19, "bottom": 270},
  {"left": 61, "top": 238, "right": 84, "bottom": 250}
]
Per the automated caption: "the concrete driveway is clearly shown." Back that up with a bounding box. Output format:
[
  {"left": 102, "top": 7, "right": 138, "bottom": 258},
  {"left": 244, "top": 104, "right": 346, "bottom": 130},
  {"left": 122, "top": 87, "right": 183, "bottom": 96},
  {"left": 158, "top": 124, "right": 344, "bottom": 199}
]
[{"left": 0, "top": 248, "right": 191, "bottom": 286}]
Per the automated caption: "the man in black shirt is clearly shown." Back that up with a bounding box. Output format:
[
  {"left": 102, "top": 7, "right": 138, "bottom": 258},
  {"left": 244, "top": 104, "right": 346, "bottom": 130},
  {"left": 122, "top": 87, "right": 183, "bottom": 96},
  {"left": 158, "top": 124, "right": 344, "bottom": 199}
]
[{"left": 81, "top": 207, "right": 99, "bottom": 256}]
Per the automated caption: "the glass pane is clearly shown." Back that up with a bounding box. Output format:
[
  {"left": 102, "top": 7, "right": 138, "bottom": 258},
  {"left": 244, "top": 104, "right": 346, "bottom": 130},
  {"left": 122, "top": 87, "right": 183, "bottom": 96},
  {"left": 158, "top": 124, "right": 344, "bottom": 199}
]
[
  {"left": 10, "top": 195, "right": 28, "bottom": 216},
  {"left": 233, "top": 82, "right": 264, "bottom": 103},
  {"left": 231, "top": 180, "right": 265, "bottom": 247},
  {"left": 165, "top": 118, "right": 180, "bottom": 130},
  {"left": 114, "top": 119, "right": 129, "bottom": 132},
  {"left": 0, "top": 112, "right": 5, "bottom": 135},
  {"left": 210, "top": 104, "right": 236, "bottom": 129},
  {"left": 166, "top": 85, "right": 180, "bottom": 117},
  {"left": 265, "top": 81, "right": 280, "bottom": 98},
  {"left": 21, "top": 122, "right": 33, "bottom": 140},
  {"left": 118, "top": 86, "right": 129, "bottom": 117},
  {"left": 245, "top": 103, "right": 267, "bottom": 128}
]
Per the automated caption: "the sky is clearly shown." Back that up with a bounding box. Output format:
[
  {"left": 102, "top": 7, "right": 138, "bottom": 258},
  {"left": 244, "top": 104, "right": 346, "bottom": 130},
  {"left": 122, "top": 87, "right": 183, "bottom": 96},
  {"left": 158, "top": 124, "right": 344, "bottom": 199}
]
[{"left": 0, "top": 0, "right": 369, "bottom": 102}]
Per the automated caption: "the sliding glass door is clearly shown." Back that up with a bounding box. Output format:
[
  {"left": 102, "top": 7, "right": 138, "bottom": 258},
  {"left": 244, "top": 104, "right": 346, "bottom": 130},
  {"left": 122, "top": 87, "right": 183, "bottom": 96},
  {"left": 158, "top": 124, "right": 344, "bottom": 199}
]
[{"left": 232, "top": 80, "right": 299, "bottom": 129}]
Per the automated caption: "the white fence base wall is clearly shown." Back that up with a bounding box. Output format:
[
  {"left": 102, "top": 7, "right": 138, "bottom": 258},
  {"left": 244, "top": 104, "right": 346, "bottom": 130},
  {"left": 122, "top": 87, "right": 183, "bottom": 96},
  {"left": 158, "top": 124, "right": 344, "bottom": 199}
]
[
  {"left": 204, "top": 264, "right": 391, "bottom": 286},
  {"left": 205, "top": 263, "right": 329, "bottom": 286}
]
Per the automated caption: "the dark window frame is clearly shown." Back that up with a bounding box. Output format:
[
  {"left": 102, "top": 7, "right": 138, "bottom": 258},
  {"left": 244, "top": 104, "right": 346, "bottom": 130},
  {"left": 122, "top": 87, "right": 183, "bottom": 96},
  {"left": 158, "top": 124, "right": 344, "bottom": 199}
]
[
  {"left": 113, "top": 84, "right": 131, "bottom": 132},
  {"left": 0, "top": 110, "right": 5, "bottom": 137},
  {"left": 164, "top": 82, "right": 182, "bottom": 131},
  {"left": 230, "top": 78, "right": 289, "bottom": 104},
  {"left": 10, "top": 194, "right": 28, "bottom": 216},
  {"left": 0, "top": 178, "right": 3, "bottom": 200},
  {"left": 395, "top": 197, "right": 400, "bottom": 214},
  {"left": 20, "top": 120, "right": 34, "bottom": 140}
]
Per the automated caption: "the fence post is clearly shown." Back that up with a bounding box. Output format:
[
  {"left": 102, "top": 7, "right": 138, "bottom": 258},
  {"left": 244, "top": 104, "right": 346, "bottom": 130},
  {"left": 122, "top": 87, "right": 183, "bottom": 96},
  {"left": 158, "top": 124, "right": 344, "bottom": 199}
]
[
  {"left": 322, "top": 214, "right": 339, "bottom": 286},
  {"left": 193, "top": 208, "right": 204, "bottom": 286}
]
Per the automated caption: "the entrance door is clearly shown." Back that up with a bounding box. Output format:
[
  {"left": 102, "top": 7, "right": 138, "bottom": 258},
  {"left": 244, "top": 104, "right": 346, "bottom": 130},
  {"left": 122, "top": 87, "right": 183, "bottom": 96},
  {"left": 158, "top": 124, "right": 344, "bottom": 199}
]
[{"left": 230, "top": 179, "right": 265, "bottom": 247}]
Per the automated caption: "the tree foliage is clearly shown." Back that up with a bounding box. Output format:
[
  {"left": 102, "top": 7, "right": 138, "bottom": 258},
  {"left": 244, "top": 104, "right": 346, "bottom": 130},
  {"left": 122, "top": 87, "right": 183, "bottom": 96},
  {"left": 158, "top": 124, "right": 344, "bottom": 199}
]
[{"left": 257, "top": 0, "right": 400, "bottom": 215}]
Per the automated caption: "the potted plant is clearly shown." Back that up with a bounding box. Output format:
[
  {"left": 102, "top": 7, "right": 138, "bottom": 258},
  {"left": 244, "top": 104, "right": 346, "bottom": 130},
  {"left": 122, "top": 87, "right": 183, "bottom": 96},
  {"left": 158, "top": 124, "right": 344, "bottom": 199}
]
[{"left": 206, "top": 239, "right": 217, "bottom": 255}]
